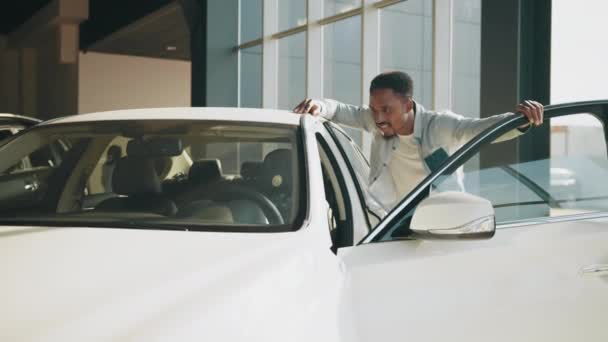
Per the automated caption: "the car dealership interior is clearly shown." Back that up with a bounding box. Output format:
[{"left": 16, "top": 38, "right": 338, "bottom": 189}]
[{"left": 0, "top": 1, "right": 607, "bottom": 340}]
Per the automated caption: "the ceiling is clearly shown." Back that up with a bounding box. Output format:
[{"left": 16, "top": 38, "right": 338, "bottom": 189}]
[
  {"left": 0, "top": 1, "right": 52, "bottom": 34},
  {"left": 1, "top": 0, "right": 190, "bottom": 61},
  {"left": 85, "top": 2, "right": 191, "bottom": 61}
]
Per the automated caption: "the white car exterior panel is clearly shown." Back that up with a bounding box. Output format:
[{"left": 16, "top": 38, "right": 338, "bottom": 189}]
[
  {"left": 340, "top": 205, "right": 608, "bottom": 342},
  {"left": 0, "top": 226, "right": 346, "bottom": 341}
]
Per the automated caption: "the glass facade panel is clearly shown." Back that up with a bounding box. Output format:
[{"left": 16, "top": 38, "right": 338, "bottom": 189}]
[
  {"left": 452, "top": 0, "right": 481, "bottom": 118},
  {"left": 324, "top": 0, "right": 361, "bottom": 18},
  {"left": 239, "top": 45, "right": 263, "bottom": 108},
  {"left": 239, "top": 0, "right": 262, "bottom": 43},
  {"left": 278, "top": 32, "right": 307, "bottom": 110},
  {"left": 279, "top": 0, "right": 307, "bottom": 32},
  {"left": 323, "top": 16, "right": 363, "bottom": 146},
  {"left": 379, "top": 0, "right": 433, "bottom": 110}
]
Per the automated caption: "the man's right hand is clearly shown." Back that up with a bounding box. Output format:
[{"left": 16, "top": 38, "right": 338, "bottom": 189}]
[{"left": 293, "top": 98, "right": 321, "bottom": 115}]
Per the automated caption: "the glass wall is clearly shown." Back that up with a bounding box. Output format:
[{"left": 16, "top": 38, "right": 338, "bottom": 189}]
[
  {"left": 239, "top": 0, "right": 262, "bottom": 43},
  {"left": 323, "top": 15, "right": 362, "bottom": 145},
  {"left": 551, "top": 0, "right": 608, "bottom": 103},
  {"left": 279, "top": 0, "right": 307, "bottom": 31},
  {"left": 452, "top": 0, "right": 481, "bottom": 118},
  {"left": 236, "top": 0, "right": 484, "bottom": 153},
  {"left": 324, "top": 0, "right": 361, "bottom": 17},
  {"left": 323, "top": 16, "right": 362, "bottom": 107},
  {"left": 239, "top": 45, "right": 262, "bottom": 108},
  {"left": 379, "top": 0, "right": 433, "bottom": 109},
  {"left": 278, "top": 32, "right": 307, "bottom": 110}
]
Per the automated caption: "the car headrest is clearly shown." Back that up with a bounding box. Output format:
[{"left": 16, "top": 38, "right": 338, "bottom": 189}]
[
  {"left": 189, "top": 159, "right": 222, "bottom": 184},
  {"left": 126, "top": 138, "right": 183, "bottom": 157},
  {"left": 112, "top": 156, "right": 162, "bottom": 195},
  {"left": 262, "top": 149, "right": 293, "bottom": 190},
  {"left": 153, "top": 156, "right": 173, "bottom": 180},
  {"left": 241, "top": 161, "right": 263, "bottom": 180}
]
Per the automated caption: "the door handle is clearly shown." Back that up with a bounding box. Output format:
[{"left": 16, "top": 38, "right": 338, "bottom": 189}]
[
  {"left": 24, "top": 181, "right": 40, "bottom": 192},
  {"left": 580, "top": 264, "right": 608, "bottom": 277}
]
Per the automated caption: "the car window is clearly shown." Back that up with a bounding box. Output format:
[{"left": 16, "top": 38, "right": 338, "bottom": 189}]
[
  {"left": 0, "top": 137, "right": 82, "bottom": 210},
  {"left": 2, "top": 139, "right": 69, "bottom": 175},
  {"left": 431, "top": 112, "right": 608, "bottom": 224},
  {"left": 326, "top": 123, "right": 370, "bottom": 178},
  {"left": 0, "top": 120, "right": 305, "bottom": 232},
  {"left": 0, "top": 128, "right": 15, "bottom": 142}
]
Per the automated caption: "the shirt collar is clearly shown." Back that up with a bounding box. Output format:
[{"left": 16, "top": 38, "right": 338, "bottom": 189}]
[{"left": 412, "top": 101, "right": 424, "bottom": 141}]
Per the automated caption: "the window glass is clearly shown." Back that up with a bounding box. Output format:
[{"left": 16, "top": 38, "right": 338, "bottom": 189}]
[
  {"left": 279, "top": 0, "right": 307, "bottom": 32},
  {"left": 326, "top": 123, "right": 370, "bottom": 185},
  {"left": 0, "top": 127, "right": 22, "bottom": 142},
  {"left": 552, "top": 0, "right": 608, "bottom": 103},
  {"left": 324, "top": 0, "right": 361, "bottom": 18},
  {"left": 431, "top": 113, "right": 608, "bottom": 224},
  {"left": 239, "top": 45, "right": 263, "bottom": 108},
  {"left": 380, "top": 0, "right": 433, "bottom": 109},
  {"left": 0, "top": 121, "right": 304, "bottom": 231},
  {"left": 278, "top": 32, "right": 306, "bottom": 110},
  {"left": 0, "top": 137, "right": 79, "bottom": 210},
  {"left": 239, "top": 0, "right": 263, "bottom": 43},
  {"left": 452, "top": 0, "right": 481, "bottom": 118},
  {"left": 323, "top": 16, "right": 363, "bottom": 146}
]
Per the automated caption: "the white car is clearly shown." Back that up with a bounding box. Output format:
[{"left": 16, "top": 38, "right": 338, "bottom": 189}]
[{"left": 0, "top": 102, "right": 607, "bottom": 341}]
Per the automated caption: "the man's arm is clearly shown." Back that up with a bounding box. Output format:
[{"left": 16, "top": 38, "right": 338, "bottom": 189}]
[
  {"left": 293, "top": 98, "right": 376, "bottom": 132},
  {"left": 432, "top": 100, "right": 544, "bottom": 146}
]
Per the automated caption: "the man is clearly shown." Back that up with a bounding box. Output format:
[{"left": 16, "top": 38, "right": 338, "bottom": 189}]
[{"left": 293, "top": 71, "right": 543, "bottom": 214}]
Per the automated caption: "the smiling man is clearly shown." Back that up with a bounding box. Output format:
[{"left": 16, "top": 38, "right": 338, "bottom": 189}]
[{"left": 293, "top": 71, "right": 544, "bottom": 213}]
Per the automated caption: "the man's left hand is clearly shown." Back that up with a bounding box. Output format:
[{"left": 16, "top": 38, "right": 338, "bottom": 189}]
[{"left": 517, "top": 100, "right": 544, "bottom": 128}]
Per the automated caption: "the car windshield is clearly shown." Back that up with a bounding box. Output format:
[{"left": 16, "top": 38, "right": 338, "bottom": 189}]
[{"left": 0, "top": 120, "right": 305, "bottom": 232}]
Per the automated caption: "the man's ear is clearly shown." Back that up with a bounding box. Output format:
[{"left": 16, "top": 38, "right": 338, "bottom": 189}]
[{"left": 402, "top": 97, "right": 413, "bottom": 113}]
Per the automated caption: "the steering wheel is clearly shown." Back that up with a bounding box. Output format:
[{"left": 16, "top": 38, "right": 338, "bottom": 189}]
[{"left": 175, "top": 182, "right": 284, "bottom": 225}]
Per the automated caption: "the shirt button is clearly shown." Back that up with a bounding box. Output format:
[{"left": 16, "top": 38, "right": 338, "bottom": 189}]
[{"left": 383, "top": 163, "right": 387, "bottom": 167}]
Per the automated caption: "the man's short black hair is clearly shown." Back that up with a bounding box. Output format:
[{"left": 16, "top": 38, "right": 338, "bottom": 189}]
[{"left": 369, "top": 71, "right": 413, "bottom": 98}]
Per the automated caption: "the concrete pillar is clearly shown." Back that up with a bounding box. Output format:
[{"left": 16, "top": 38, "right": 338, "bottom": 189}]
[
  {"left": 6, "top": 0, "right": 88, "bottom": 119},
  {"left": 0, "top": 35, "right": 18, "bottom": 114},
  {"left": 179, "top": 0, "right": 207, "bottom": 107},
  {"left": 20, "top": 48, "right": 37, "bottom": 116}
]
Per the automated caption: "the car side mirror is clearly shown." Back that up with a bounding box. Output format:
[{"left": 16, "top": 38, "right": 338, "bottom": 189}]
[{"left": 410, "top": 191, "right": 495, "bottom": 240}]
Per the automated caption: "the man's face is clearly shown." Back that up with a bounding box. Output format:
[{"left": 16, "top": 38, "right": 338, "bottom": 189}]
[{"left": 369, "top": 88, "right": 412, "bottom": 137}]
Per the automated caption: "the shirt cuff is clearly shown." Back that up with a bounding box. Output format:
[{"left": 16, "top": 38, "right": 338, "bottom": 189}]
[{"left": 517, "top": 125, "right": 531, "bottom": 133}]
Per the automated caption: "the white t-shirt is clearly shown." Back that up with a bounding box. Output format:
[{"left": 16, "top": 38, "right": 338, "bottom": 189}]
[{"left": 388, "top": 133, "right": 428, "bottom": 207}]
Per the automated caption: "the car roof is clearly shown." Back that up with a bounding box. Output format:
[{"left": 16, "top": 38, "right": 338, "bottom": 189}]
[
  {"left": 0, "top": 113, "right": 42, "bottom": 126},
  {"left": 40, "top": 107, "right": 302, "bottom": 126}
]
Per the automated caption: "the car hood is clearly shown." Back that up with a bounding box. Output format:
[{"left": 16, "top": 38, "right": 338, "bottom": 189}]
[{"left": 0, "top": 226, "right": 344, "bottom": 341}]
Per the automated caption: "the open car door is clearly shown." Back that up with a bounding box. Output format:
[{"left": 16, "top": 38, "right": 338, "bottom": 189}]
[{"left": 338, "top": 101, "right": 608, "bottom": 342}]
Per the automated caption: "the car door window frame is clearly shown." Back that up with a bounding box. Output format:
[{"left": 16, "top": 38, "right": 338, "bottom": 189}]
[
  {"left": 315, "top": 123, "right": 373, "bottom": 240},
  {"left": 323, "top": 122, "right": 381, "bottom": 226},
  {"left": 361, "top": 100, "right": 608, "bottom": 244},
  {"left": 316, "top": 133, "right": 355, "bottom": 249}
]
